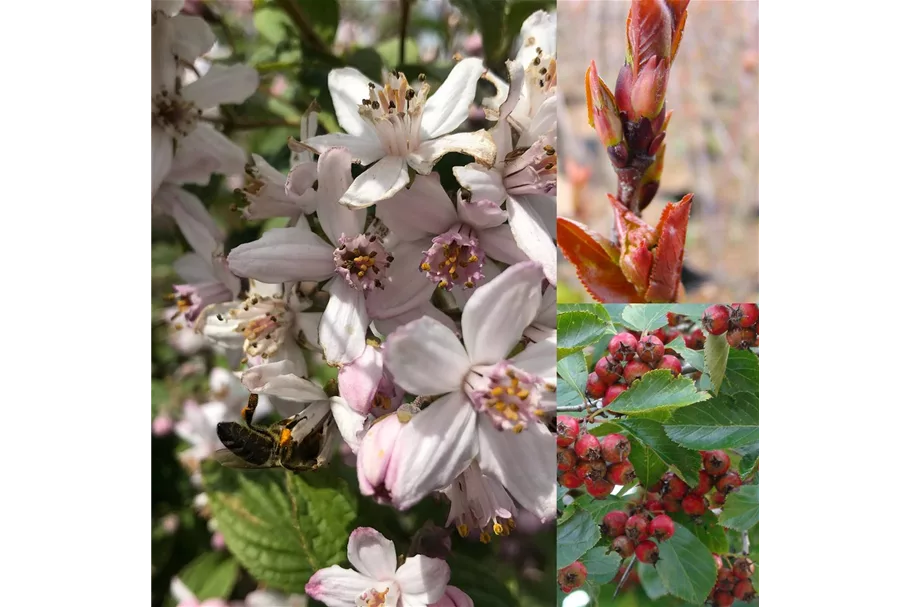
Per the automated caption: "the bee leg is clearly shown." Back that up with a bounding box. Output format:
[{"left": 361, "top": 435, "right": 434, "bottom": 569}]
[{"left": 240, "top": 393, "right": 259, "bottom": 426}]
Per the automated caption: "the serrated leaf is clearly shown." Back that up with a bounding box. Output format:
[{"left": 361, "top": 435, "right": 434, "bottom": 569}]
[
  {"left": 638, "top": 559, "right": 669, "bottom": 599},
  {"left": 556, "top": 218, "right": 645, "bottom": 303},
  {"left": 704, "top": 332, "right": 730, "bottom": 394},
  {"left": 718, "top": 485, "right": 759, "bottom": 531},
  {"left": 581, "top": 547, "right": 622, "bottom": 584},
  {"left": 668, "top": 304, "right": 711, "bottom": 319},
  {"left": 202, "top": 461, "right": 356, "bottom": 593},
  {"left": 622, "top": 304, "right": 675, "bottom": 332},
  {"left": 664, "top": 335, "right": 705, "bottom": 372},
  {"left": 654, "top": 524, "right": 717, "bottom": 605},
  {"left": 616, "top": 418, "right": 702, "bottom": 486},
  {"left": 627, "top": 436, "right": 667, "bottom": 490},
  {"left": 664, "top": 393, "right": 759, "bottom": 450},
  {"left": 572, "top": 492, "right": 627, "bottom": 523},
  {"left": 173, "top": 552, "right": 239, "bottom": 602},
  {"left": 557, "top": 509, "right": 600, "bottom": 568},
  {"left": 722, "top": 350, "right": 759, "bottom": 395},
  {"left": 588, "top": 421, "right": 623, "bottom": 437},
  {"left": 558, "top": 303, "right": 616, "bottom": 329},
  {"left": 557, "top": 310, "right": 610, "bottom": 357},
  {"left": 557, "top": 350, "right": 589, "bottom": 405},
  {"left": 738, "top": 443, "right": 759, "bottom": 477},
  {"left": 606, "top": 370, "right": 710, "bottom": 415},
  {"left": 671, "top": 510, "right": 730, "bottom": 554}
]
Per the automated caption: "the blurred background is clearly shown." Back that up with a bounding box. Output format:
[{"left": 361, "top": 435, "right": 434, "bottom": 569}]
[{"left": 556, "top": 0, "right": 759, "bottom": 304}]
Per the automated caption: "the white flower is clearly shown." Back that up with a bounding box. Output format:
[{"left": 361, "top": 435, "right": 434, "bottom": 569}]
[
  {"left": 305, "top": 527, "right": 450, "bottom": 607},
  {"left": 442, "top": 460, "right": 516, "bottom": 543},
  {"left": 302, "top": 59, "right": 497, "bottom": 209},
  {"left": 525, "top": 284, "right": 556, "bottom": 343},
  {"left": 174, "top": 398, "right": 231, "bottom": 469}
]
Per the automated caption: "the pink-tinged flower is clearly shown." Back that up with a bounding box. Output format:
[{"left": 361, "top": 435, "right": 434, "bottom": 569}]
[
  {"left": 443, "top": 460, "right": 516, "bottom": 542},
  {"left": 429, "top": 587, "right": 474, "bottom": 607},
  {"left": 301, "top": 60, "right": 496, "bottom": 209},
  {"left": 305, "top": 527, "right": 450, "bottom": 607},
  {"left": 380, "top": 261, "right": 556, "bottom": 521},
  {"left": 174, "top": 399, "right": 232, "bottom": 473},
  {"left": 357, "top": 412, "right": 408, "bottom": 502},
  {"left": 152, "top": 414, "right": 174, "bottom": 437},
  {"left": 524, "top": 284, "right": 556, "bottom": 343}
]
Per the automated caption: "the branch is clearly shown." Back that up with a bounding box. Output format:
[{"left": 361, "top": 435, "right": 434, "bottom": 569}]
[
  {"left": 555, "top": 404, "right": 586, "bottom": 412},
  {"left": 399, "top": 0, "right": 412, "bottom": 67},
  {"left": 614, "top": 558, "right": 636, "bottom": 598},
  {"left": 741, "top": 530, "right": 750, "bottom": 556}
]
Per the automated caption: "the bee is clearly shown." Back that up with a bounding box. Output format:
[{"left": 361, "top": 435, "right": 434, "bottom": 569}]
[{"left": 214, "top": 393, "right": 339, "bottom": 472}]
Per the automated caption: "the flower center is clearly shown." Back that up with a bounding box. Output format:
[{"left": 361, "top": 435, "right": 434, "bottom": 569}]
[
  {"left": 153, "top": 90, "right": 201, "bottom": 139},
  {"left": 226, "top": 294, "right": 293, "bottom": 359},
  {"left": 445, "top": 461, "right": 517, "bottom": 544},
  {"left": 356, "top": 587, "right": 390, "bottom": 607},
  {"left": 503, "top": 140, "right": 557, "bottom": 196},
  {"left": 334, "top": 234, "right": 393, "bottom": 291},
  {"left": 467, "top": 362, "right": 549, "bottom": 434},
  {"left": 358, "top": 72, "right": 431, "bottom": 156},
  {"left": 419, "top": 225, "right": 484, "bottom": 290},
  {"left": 527, "top": 47, "right": 557, "bottom": 112}
]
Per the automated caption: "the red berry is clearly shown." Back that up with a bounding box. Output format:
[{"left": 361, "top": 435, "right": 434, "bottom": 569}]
[
  {"left": 556, "top": 416, "right": 580, "bottom": 448},
  {"left": 652, "top": 327, "right": 668, "bottom": 343},
  {"left": 681, "top": 493, "right": 707, "bottom": 516},
  {"left": 602, "top": 510, "right": 629, "bottom": 538},
  {"left": 607, "top": 461, "right": 636, "bottom": 485},
  {"left": 715, "top": 471, "right": 742, "bottom": 494},
  {"left": 644, "top": 499, "right": 665, "bottom": 513},
  {"left": 558, "top": 469, "right": 584, "bottom": 489},
  {"left": 579, "top": 459, "right": 609, "bottom": 482},
  {"left": 662, "top": 496, "right": 682, "bottom": 513},
  {"left": 611, "top": 535, "right": 635, "bottom": 558},
  {"left": 585, "top": 477, "right": 613, "bottom": 498},
  {"left": 609, "top": 332, "right": 639, "bottom": 362},
  {"left": 662, "top": 473, "right": 689, "bottom": 500},
  {"left": 594, "top": 356, "right": 623, "bottom": 385},
  {"left": 664, "top": 328, "right": 680, "bottom": 343},
  {"left": 648, "top": 514, "right": 675, "bottom": 542},
  {"left": 557, "top": 447, "right": 577, "bottom": 471},
  {"left": 711, "top": 491, "right": 727, "bottom": 506},
  {"left": 732, "top": 557, "right": 754, "bottom": 579},
  {"left": 692, "top": 470, "right": 714, "bottom": 495},
  {"left": 717, "top": 567, "right": 736, "bottom": 590},
  {"left": 625, "top": 514, "right": 650, "bottom": 542},
  {"left": 635, "top": 540, "right": 660, "bottom": 565},
  {"left": 666, "top": 312, "right": 679, "bottom": 326},
  {"left": 656, "top": 355, "right": 683, "bottom": 376},
  {"left": 573, "top": 433, "right": 602, "bottom": 461},
  {"left": 702, "top": 305, "right": 731, "bottom": 336},
  {"left": 557, "top": 561, "right": 587, "bottom": 593},
  {"left": 623, "top": 359, "right": 652, "bottom": 384},
  {"left": 600, "top": 433, "right": 631, "bottom": 463},
  {"left": 730, "top": 303, "right": 759, "bottom": 328},
  {"left": 684, "top": 328, "right": 706, "bottom": 350},
  {"left": 713, "top": 590, "right": 734, "bottom": 607},
  {"left": 726, "top": 326, "right": 756, "bottom": 350},
  {"left": 733, "top": 579, "right": 756, "bottom": 601},
  {"left": 602, "top": 383, "right": 628, "bottom": 406},
  {"left": 585, "top": 372, "right": 606, "bottom": 398},
  {"left": 702, "top": 450, "right": 731, "bottom": 475},
  {"left": 637, "top": 335, "right": 665, "bottom": 364}
]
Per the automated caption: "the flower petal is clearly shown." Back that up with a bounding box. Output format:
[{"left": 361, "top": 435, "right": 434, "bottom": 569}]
[
  {"left": 302, "top": 133, "right": 385, "bottom": 166},
  {"left": 506, "top": 196, "right": 556, "bottom": 284},
  {"left": 338, "top": 344, "right": 384, "bottom": 416},
  {"left": 319, "top": 277, "right": 369, "bottom": 365},
  {"left": 155, "top": 184, "right": 222, "bottom": 258},
  {"left": 314, "top": 148, "right": 364, "bottom": 243},
  {"left": 477, "top": 416, "right": 556, "bottom": 521},
  {"left": 371, "top": 302, "right": 459, "bottom": 342},
  {"left": 174, "top": 252, "right": 217, "bottom": 284},
  {"left": 365, "top": 242, "right": 435, "bottom": 319},
  {"left": 388, "top": 392, "right": 479, "bottom": 510},
  {"left": 182, "top": 64, "right": 258, "bottom": 108},
  {"left": 461, "top": 260, "right": 544, "bottom": 365},
  {"left": 420, "top": 58, "right": 485, "bottom": 139},
  {"left": 340, "top": 156, "right": 410, "bottom": 209},
  {"left": 168, "top": 141, "right": 221, "bottom": 187},
  {"left": 478, "top": 224, "right": 528, "bottom": 265},
  {"left": 305, "top": 565, "right": 373, "bottom": 607},
  {"left": 396, "top": 556, "right": 450, "bottom": 604},
  {"left": 179, "top": 123, "right": 247, "bottom": 177},
  {"left": 376, "top": 174, "right": 458, "bottom": 240},
  {"left": 452, "top": 163, "right": 507, "bottom": 207},
  {"left": 169, "top": 14, "right": 216, "bottom": 62},
  {"left": 241, "top": 360, "right": 326, "bottom": 402},
  {"left": 327, "top": 67, "right": 375, "bottom": 137},
  {"left": 409, "top": 131, "right": 497, "bottom": 175},
  {"left": 510, "top": 333, "right": 556, "bottom": 383},
  {"left": 152, "top": 127, "right": 173, "bottom": 196},
  {"left": 456, "top": 192, "right": 507, "bottom": 230},
  {"left": 227, "top": 226, "right": 336, "bottom": 283},
  {"left": 385, "top": 317, "right": 470, "bottom": 395},
  {"left": 329, "top": 396, "right": 367, "bottom": 452},
  {"left": 347, "top": 527, "right": 397, "bottom": 580},
  {"left": 428, "top": 586, "right": 474, "bottom": 607}
]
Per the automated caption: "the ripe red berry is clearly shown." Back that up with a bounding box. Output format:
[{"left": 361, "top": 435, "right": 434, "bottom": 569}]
[
  {"left": 711, "top": 491, "right": 727, "bottom": 506},
  {"left": 732, "top": 557, "right": 755, "bottom": 579},
  {"left": 713, "top": 590, "right": 734, "bottom": 607},
  {"left": 609, "top": 332, "right": 639, "bottom": 361},
  {"left": 635, "top": 540, "right": 660, "bottom": 565},
  {"left": 594, "top": 356, "right": 623, "bottom": 385},
  {"left": 692, "top": 470, "right": 713, "bottom": 495},
  {"left": 556, "top": 416, "right": 580, "bottom": 448},
  {"left": 558, "top": 468, "right": 584, "bottom": 489},
  {"left": 684, "top": 328, "right": 706, "bottom": 350},
  {"left": 585, "top": 477, "right": 613, "bottom": 498},
  {"left": 656, "top": 355, "right": 683, "bottom": 376},
  {"left": 611, "top": 535, "right": 635, "bottom": 558},
  {"left": 664, "top": 328, "right": 680, "bottom": 343},
  {"left": 579, "top": 459, "right": 609, "bottom": 482},
  {"left": 602, "top": 383, "right": 628, "bottom": 406},
  {"left": 602, "top": 510, "right": 629, "bottom": 538},
  {"left": 682, "top": 493, "right": 707, "bottom": 516},
  {"left": 661, "top": 473, "right": 689, "bottom": 500},
  {"left": 702, "top": 305, "right": 731, "bottom": 336},
  {"left": 726, "top": 326, "right": 756, "bottom": 350},
  {"left": 625, "top": 514, "right": 650, "bottom": 542},
  {"left": 644, "top": 499, "right": 665, "bottom": 514},
  {"left": 730, "top": 303, "right": 759, "bottom": 328},
  {"left": 717, "top": 567, "right": 736, "bottom": 590},
  {"left": 733, "top": 579, "right": 756, "bottom": 601},
  {"left": 607, "top": 461, "right": 637, "bottom": 485},
  {"left": 702, "top": 450, "right": 731, "bottom": 475},
  {"left": 667, "top": 312, "right": 682, "bottom": 326},
  {"left": 585, "top": 372, "right": 606, "bottom": 398},
  {"left": 637, "top": 335, "right": 665, "bottom": 364},
  {"left": 652, "top": 327, "right": 668, "bottom": 343},
  {"left": 715, "top": 471, "right": 743, "bottom": 494},
  {"left": 601, "top": 433, "right": 631, "bottom": 463},
  {"left": 648, "top": 514, "right": 675, "bottom": 542},
  {"left": 623, "top": 359, "right": 652, "bottom": 384},
  {"left": 662, "top": 497, "right": 682, "bottom": 513},
  {"left": 557, "top": 561, "right": 587, "bottom": 593},
  {"left": 573, "top": 433, "right": 602, "bottom": 461},
  {"left": 557, "top": 447, "right": 577, "bottom": 472}
]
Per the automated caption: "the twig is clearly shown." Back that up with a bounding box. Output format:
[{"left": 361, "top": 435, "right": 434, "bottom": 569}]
[
  {"left": 614, "top": 558, "right": 636, "bottom": 598},
  {"left": 556, "top": 404, "right": 586, "bottom": 412},
  {"left": 741, "top": 531, "right": 750, "bottom": 556},
  {"left": 399, "top": 0, "right": 412, "bottom": 67}
]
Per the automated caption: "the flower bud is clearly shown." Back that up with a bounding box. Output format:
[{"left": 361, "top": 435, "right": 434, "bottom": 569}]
[
  {"left": 586, "top": 60, "right": 624, "bottom": 148},
  {"left": 356, "top": 413, "right": 407, "bottom": 502}
]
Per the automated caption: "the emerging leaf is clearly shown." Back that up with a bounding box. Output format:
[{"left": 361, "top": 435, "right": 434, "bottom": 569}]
[{"left": 556, "top": 217, "right": 644, "bottom": 303}]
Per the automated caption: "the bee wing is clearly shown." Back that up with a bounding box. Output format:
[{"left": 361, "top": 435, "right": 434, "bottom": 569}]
[
  {"left": 289, "top": 401, "right": 332, "bottom": 443},
  {"left": 213, "top": 448, "right": 276, "bottom": 469}
]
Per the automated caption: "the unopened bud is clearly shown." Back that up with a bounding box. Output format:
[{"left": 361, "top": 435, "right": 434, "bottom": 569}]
[{"left": 586, "top": 60, "right": 624, "bottom": 148}]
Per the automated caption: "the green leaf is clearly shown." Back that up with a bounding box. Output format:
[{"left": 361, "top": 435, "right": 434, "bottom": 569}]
[
  {"left": 581, "top": 547, "right": 622, "bottom": 584},
  {"left": 668, "top": 304, "right": 712, "bottom": 319},
  {"left": 605, "top": 370, "right": 711, "bottom": 415},
  {"left": 654, "top": 524, "right": 717, "bottom": 605},
  {"left": 173, "top": 552, "right": 239, "bottom": 602},
  {"left": 738, "top": 443, "right": 759, "bottom": 477},
  {"left": 202, "top": 461, "right": 356, "bottom": 593},
  {"left": 557, "top": 310, "right": 609, "bottom": 357},
  {"left": 627, "top": 436, "right": 667, "bottom": 490},
  {"left": 621, "top": 304, "right": 674, "bottom": 332},
  {"left": 722, "top": 350, "right": 760, "bottom": 396},
  {"left": 588, "top": 421, "right": 623, "bottom": 437},
  {"left": 557, "top": 303, "right": 615, "bottom": 329},
  {"left": 447, "top": 552, "right": 520, "bottom": 607},
  {"left": 718, "top": 485, "right": 759, "bottom": 531},
  {"left": 557, "top": 509, "right": 600, "bottom": 568},
  {"left": 294, "top": 0, "right": 340, "bottom": 46},
  {"left": 638, "top": 560, "right": 669, "bottom": 599},
  {"left": 616, "top": 418, "right": 702, "bottom": 486},
  {"left": 671, "top": 510, "right": 729, "bottom": 554},
  {"left": 664, "top": 393, "right": 759, "bottom": 450},
  {"left": 704, "top": 332, "right": 730, "bottom": 394},
  {"left": 451, "top": 0, "right": 508, "bottom": 64},
  {"left": 556, "top": 350, "right": 589, "bottom": 406},
  {"left": 572, "top": 492, "right": 627, "bottom": 523},
  {"left": 664, "top": 336, "right": 705, "bottom": 372}
]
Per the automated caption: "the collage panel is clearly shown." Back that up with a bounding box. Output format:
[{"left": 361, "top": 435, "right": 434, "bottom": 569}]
[{"left": 556, "top": 303, "right": 759, "bottom": 606}]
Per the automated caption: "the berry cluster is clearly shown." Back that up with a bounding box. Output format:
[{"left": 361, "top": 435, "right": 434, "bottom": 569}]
[
  {"left": 557, "top": 561, "right": 587, "bottom": 593},
  {"left": 710, "top": 555, "right": 757, "bottom": 605},
  {"left": 658, "top": 312, "right": 707, "bottom": 350},
  {"left": 649, "top": 450, "right": 743, "bottom": 514},
  {"left": 602, "top": 505, "right": 675, "bottom": 565},
  {"left": 586, "top": 331, "right": 686, "bottom": 407},
  {"left": 556, "top": 417, "right": 635, "bottom": 497},
  {"left": 702, "top": 303, "right": 759, "bottom": 350}
]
